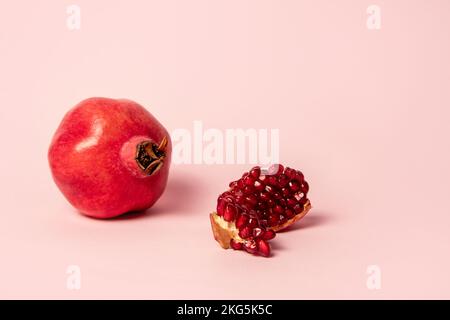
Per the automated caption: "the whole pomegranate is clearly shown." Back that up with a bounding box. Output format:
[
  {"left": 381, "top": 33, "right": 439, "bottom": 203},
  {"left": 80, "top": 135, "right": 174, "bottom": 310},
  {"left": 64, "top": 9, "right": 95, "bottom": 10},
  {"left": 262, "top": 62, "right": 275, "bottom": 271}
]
[
  {"left": 48, "top": 97, "right": 171, "bottom": 219},
  {"left": 210, "top": 164, "right": 311, "bottom": 257}
]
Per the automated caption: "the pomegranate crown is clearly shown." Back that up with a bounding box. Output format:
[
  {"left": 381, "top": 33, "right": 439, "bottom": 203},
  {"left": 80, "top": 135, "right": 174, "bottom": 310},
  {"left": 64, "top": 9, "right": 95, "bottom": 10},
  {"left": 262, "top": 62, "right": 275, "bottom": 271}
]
[{"left": 135, "top": 136, "right": 168, "bottom": 175}]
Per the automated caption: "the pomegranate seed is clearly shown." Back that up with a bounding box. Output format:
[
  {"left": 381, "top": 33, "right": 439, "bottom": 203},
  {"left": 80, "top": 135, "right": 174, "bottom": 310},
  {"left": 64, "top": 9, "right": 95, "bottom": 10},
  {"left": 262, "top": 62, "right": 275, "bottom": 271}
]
[
  {"left": 299, "top": 196, "right": 308, "bottom": 205},
  {"left": 235, "top": 196, "right": 245, "bottom": 205},
  {"left": 235, "top": 214, "right": 249, "bottom": 229},
  {"left": 259, "top": 191, "right": 271, "bottom": 202},
  {"left": 284, "top": 167, "right": 295, "bottom": 179},
  {"left": 250, "top": 166, "right": 261, "bottom": 178},
  {"left": 217, "top": 198, "right": 226, "bottom": 216},
  {"left": 229, "top": 181, "right": 238, "bottom": 188},
  {"left": 223, "top": 205, "right": 236, "bottom": 221},
  {"left": 255, "top": 209, "right": 263, "bottom": 216},
  {"left": 267, "top": 176, "right": 278, "bottom": 186},
  {"left": 287, "top": 197, "right": 297, "bottom": 207},
  {"left": 259, "top": 219, "right": 268, "bottom": 228},
  {"left": 243, "top": 176, "right": 255, "bottom": 186},
  {"left": 268, "top": 164, "right": 284, "bottom": 175},
  {"left": 301, "top": 181, "right": 309, "bottom": 193},
  {"left": 243, "top": 240, "right": 258, "bottom": 254},
  {"left": 254, "top": 180, "right": 264, "bottom": 191},
  {"left": 245, "top": 194, "right": 257, "bottom": 206},
  {"left": 262, "top": 229, "right": 276, "bottom": 240},
  {"left": 273, "top": 191, "right": 282, "bottom": 200},
  {"left": 247, "top": 218, "right": 258, "bottom": 229},
  {"left": 293, "top": 203, "right": 304, "bottom": 214},
  {"left": 257, "top": 239, "right": 270, "bottom": 257},
  {"left": 285, "top": 208, "right": 294, "bottom": 218},
  {"left": 239, "top": 226, "right": 252, "bottom": 239},
  {"left": 281, "top": 187, "right": 290, "bottom": 196},
  {"left": 243, "top": 185, "right": 254, "bottom": 194},
  {"left": 289, "top": 181, "right": 301, "bottom": 192},
  {"left": 273, "top": 205, "right": 284, "bottom": 215},
  {"left": 276, "top": 164, "right": 285, "bottom": 174},
  {"left": 268, "top": 214, "right": 279, "bottom": 227},
  {"left": 230, "top": 239, "right": 242, "bottom": 250},
  {"left": 253, "top": 227, "right": 263, "bottom": 238},
  {"left": 257, "top": 202, "right": 267, "bottom": 210},
  {"left": 231, "top": 188, "right": 243, "bottom": 197},
  {"left": 278, "top": 174, "right": 289, "bottom": 187},
  {"left": 295, "top": 170, "right": 304, "bottom": 182}
]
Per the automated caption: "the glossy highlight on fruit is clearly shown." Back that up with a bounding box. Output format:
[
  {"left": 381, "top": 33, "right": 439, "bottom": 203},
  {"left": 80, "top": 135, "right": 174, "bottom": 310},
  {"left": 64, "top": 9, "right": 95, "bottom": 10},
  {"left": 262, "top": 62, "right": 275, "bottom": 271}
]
[
  {"left": 210, "top": 164, "right": 311, "bottom": 257},
  {"left": 48, "top": 97, "right": 171, "bottom": 219}
]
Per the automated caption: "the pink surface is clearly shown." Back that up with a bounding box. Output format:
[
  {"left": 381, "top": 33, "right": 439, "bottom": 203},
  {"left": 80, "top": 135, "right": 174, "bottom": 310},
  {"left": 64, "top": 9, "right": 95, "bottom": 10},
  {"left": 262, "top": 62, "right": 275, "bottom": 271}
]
[{"left": 1, "top": 0, "right": 450, "bottom": 299}]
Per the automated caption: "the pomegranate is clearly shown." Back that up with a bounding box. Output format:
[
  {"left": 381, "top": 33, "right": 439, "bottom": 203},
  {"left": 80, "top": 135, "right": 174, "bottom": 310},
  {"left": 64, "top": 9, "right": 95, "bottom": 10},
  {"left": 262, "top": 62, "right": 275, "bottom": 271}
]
[
  {"left": 210, "top": 164, "right": 311, "bottom": 257},
  {"left": 48, "top": 97, "right": 171, "bottom": 219}
]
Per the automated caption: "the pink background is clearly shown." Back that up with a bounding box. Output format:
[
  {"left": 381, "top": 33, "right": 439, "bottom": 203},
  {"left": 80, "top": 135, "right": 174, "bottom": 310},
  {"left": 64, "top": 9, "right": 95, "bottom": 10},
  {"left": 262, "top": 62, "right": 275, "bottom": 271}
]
[{"left": 1, "top": 0, "right": 450, "bottom": 299}]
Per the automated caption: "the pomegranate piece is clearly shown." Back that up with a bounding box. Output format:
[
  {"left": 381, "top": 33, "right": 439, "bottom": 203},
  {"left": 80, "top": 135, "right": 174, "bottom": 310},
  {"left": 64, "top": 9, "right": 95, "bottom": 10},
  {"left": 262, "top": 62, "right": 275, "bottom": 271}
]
[
  {"left": 48, "top": 97, "right": 171, "bottom": 219},
  {"left": 210, "top": 164, "right": 311, "bottom": 257}
]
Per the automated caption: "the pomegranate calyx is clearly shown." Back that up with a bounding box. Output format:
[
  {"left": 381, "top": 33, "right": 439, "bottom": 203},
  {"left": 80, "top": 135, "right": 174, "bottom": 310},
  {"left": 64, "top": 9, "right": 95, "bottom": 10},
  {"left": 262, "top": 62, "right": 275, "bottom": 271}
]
[{"left": 135, "top": 137, "right": 168, "bottom": 175}]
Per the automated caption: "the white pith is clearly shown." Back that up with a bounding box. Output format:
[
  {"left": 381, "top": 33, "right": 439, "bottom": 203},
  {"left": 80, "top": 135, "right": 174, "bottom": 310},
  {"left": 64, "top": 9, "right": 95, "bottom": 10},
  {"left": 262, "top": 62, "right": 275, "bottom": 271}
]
[{"left": 212, "top": 214, "right": 244, "bottom": 243}]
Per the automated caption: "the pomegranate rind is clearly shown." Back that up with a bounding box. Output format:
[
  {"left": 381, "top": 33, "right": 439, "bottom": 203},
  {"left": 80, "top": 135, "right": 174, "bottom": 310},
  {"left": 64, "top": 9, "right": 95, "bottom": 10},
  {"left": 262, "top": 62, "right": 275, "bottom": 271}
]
[{"left": 210, "top": 199, "right": 311, "bottom": 249}]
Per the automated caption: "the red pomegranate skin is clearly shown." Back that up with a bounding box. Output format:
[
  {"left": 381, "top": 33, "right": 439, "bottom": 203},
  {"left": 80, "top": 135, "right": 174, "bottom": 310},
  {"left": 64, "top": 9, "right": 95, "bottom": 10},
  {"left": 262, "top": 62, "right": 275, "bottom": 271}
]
[{"left": 48, "top": 97, "right": 171, "bottom": 218}]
